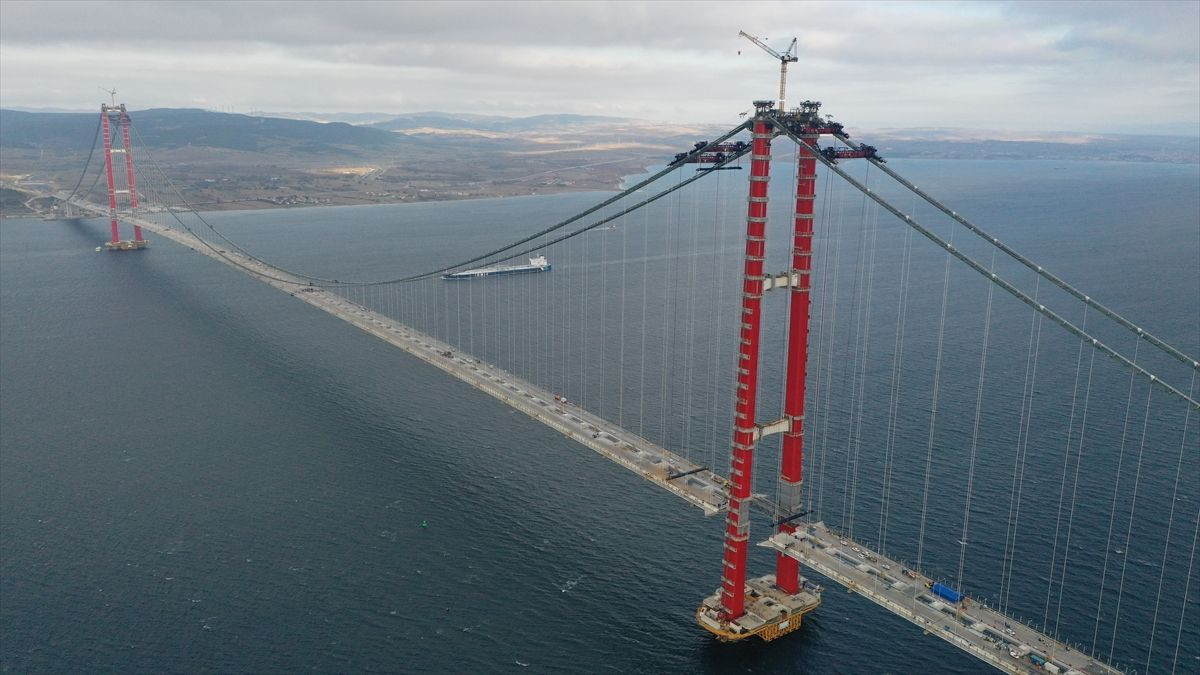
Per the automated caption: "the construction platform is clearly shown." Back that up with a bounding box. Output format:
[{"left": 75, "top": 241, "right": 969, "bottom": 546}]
[
  {"left": 696, "top": 574, "right": 822, "bottom": 642},
  {"left": 102, "top": 239, "right": 149, "bottom": 251}
]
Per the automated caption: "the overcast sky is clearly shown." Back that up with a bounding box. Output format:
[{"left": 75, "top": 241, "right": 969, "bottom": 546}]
[{"left": 2, "top": 0, "right": 1197, "bottom": 134}]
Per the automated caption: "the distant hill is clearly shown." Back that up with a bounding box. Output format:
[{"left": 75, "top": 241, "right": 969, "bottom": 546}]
[
  {"left": 0, "top": 107, "right": 672, "bottom": 214},
  {"left": 5, "top": 106, "right": 1193, "bottom": 219},
  {"left": 0, "top": 108, "right": 409, "bottom": 155},
  {"left": 368, "top": 111, "right": 633, "bottom": 133},
  {"left": 250, "top": 111, "right": 402, "bottom": 125},
  {"left": 0, "top": 110, "right": 97, "bottom": 151}
]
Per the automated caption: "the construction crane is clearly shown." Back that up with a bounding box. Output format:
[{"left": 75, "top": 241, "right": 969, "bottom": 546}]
[{"left": 738, "top": 31, "right": 798, "bottom": 112}]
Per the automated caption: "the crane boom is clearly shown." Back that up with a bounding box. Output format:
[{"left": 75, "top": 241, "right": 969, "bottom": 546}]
[{"left": 738, "top": 31, "right": 798, "bottom": 112}]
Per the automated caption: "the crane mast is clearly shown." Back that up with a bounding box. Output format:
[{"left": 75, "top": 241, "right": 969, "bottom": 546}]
[{"left": 738, "top": 31, "right": 798, "bottom": 112}]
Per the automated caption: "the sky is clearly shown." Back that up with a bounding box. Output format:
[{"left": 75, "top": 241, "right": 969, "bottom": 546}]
[{"left": 1, "top": 0, "right": 1197, "bottom": 135}]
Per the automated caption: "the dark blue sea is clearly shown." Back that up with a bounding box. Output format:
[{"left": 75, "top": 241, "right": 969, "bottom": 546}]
[{"left": 2, "top": 157, "right": 1198, "bottom": 673}]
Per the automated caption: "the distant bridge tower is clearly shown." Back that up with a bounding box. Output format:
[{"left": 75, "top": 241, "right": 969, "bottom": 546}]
[{"left": 100, "top": 103, "right": 147, "bottom": 251}]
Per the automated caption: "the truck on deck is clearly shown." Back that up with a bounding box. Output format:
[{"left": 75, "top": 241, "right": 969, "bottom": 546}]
[{"left": 931, "top": 582, "right": 964, "bottom": 604}]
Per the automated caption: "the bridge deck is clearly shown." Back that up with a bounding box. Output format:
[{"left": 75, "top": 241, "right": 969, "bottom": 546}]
[
  {"left": 57, "top": 196, "right": 1125, "bottom": 674},
  {"left": 306, "top": 293, "right": 730, "bottom": 515},
  {"left": 762, "top": 525, "right": 1120, "bottom": 675}
]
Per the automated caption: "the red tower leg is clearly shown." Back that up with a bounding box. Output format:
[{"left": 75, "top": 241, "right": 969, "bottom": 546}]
[
  {"left": 119, "top": 110, "right": 143, "bottom": 242},
  {"left": 775, "top": 132, "right": 819, "bottom": 593},
  {"left": 719, "top": 113, "right": 774, "bottom": 620},
  {"left": 101, "top": 106, "right": 119, "bottom": 244}
]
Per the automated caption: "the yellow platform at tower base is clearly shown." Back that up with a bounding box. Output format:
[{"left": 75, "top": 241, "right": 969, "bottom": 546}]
[
  {"left": 103, "top": 239, "right": 149, "bottom": 251},
  {"left": 697, "top": 573, "right": 822, "bottom": 642}
]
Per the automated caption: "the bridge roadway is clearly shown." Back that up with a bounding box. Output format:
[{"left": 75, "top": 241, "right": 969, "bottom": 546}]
[
  {"left": 57, "top": 196, "right": 1125, "bottom": 674},
  {"left": 762, "top": 526, "right": 1121, "bottom": 675}
]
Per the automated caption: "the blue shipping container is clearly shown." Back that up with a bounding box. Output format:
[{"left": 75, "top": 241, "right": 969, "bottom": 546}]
[{"left": 931, "top": 582, "right": 963, "bottom": 604}]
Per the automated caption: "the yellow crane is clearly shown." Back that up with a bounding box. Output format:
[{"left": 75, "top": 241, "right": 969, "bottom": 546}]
[{"left": 738, "top": 31, "right": 798, "bottom": 112}]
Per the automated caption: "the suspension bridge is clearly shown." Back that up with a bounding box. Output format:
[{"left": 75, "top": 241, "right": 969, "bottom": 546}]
[{"left": 39, "top": 98, "right": 1198, "bottom": 674}]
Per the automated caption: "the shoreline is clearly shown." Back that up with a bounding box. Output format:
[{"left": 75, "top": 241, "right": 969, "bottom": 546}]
[
  {"left": 1, "top": 155, "right": 660, "bottom": 219},
  {"left": 7, "top": 155, "right": 1198, "bottom": 220},
  {"left": 0, "top": 178, "right": 636, "bottom": 220},
  {"left": 0, "top": 181, "right": 633, "bottom": 221}
]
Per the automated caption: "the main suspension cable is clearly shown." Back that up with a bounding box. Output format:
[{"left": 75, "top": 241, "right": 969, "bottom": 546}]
[
  {"left": 129, "top": 119, "right": 751, "bottom": 294},
  {"left": 771, "top": 121, "right": 1200, "bottom": 411},
  {"left": 437, "top": 153, "right": 753, "bottom": 290},
  {"left": 831, "top": 129, "right": 1198, "bottom": 373},
  {"left": 62, "top": 115, "right": 102, "bottom": 203}
]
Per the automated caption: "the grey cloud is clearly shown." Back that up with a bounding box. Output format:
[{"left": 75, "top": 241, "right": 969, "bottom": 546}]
[
  {"left": 1, "top": 0, "right": 1195, "bottom": 133},
  {"left": 1002, "top": 0, "right": 1199, "bottom": 62},
  {"left": 0, "top": 1, "right": 737, "bottom": 49}
]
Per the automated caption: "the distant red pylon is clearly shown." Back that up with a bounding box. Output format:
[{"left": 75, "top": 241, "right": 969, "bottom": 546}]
[{"left": 100, "top": 102, "right": 147, "bottom": 250}]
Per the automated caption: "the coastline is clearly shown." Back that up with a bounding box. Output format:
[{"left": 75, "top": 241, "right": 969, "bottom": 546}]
[
  {"left": 0, "top": 174, "right": 641, "bottom": 220},
  {"left": 8, "top": 154, "right": 1199, "bottom": 220}
]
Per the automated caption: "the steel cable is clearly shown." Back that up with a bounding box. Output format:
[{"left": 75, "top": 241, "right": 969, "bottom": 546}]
[
  {"left": 62, "top": 115, "right": 102, "bottom": 203},
  {"left": 829, "top": 128, "right": 1198, "bottom": 372}
]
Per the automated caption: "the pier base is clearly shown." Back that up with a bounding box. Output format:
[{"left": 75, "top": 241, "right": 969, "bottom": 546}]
[
  {"left": 697, "top": 573, "right": 821, "bottom": 642},
  {"left": 103, "top": 239, "right": 149, "bottom": 251}
]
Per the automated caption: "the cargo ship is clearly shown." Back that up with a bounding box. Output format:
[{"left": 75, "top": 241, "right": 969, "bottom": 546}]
[{"left": 441, "top": 255, "right": 551, "bottom": 280}]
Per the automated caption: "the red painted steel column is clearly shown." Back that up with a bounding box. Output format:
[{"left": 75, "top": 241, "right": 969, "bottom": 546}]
[
  {"left": 100, "top": 106, "right": 120, "bottom": 244},
  {"left": 119, "top": 108, "right": 143, "bottom": 242},
  {"left": 719, "top": 114, "right": 773, "bottom": 619},
  {"left": 775, "top": 132, "right": 819, "bottom": 594}
]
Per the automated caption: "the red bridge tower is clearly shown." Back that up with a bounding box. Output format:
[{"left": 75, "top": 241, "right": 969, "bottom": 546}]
[
  {"left": 100, "top": 103, "right": 147, "bottom": 251},
  {"left": 696, "top": 99, "right": 828, "bottom": 642}
]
